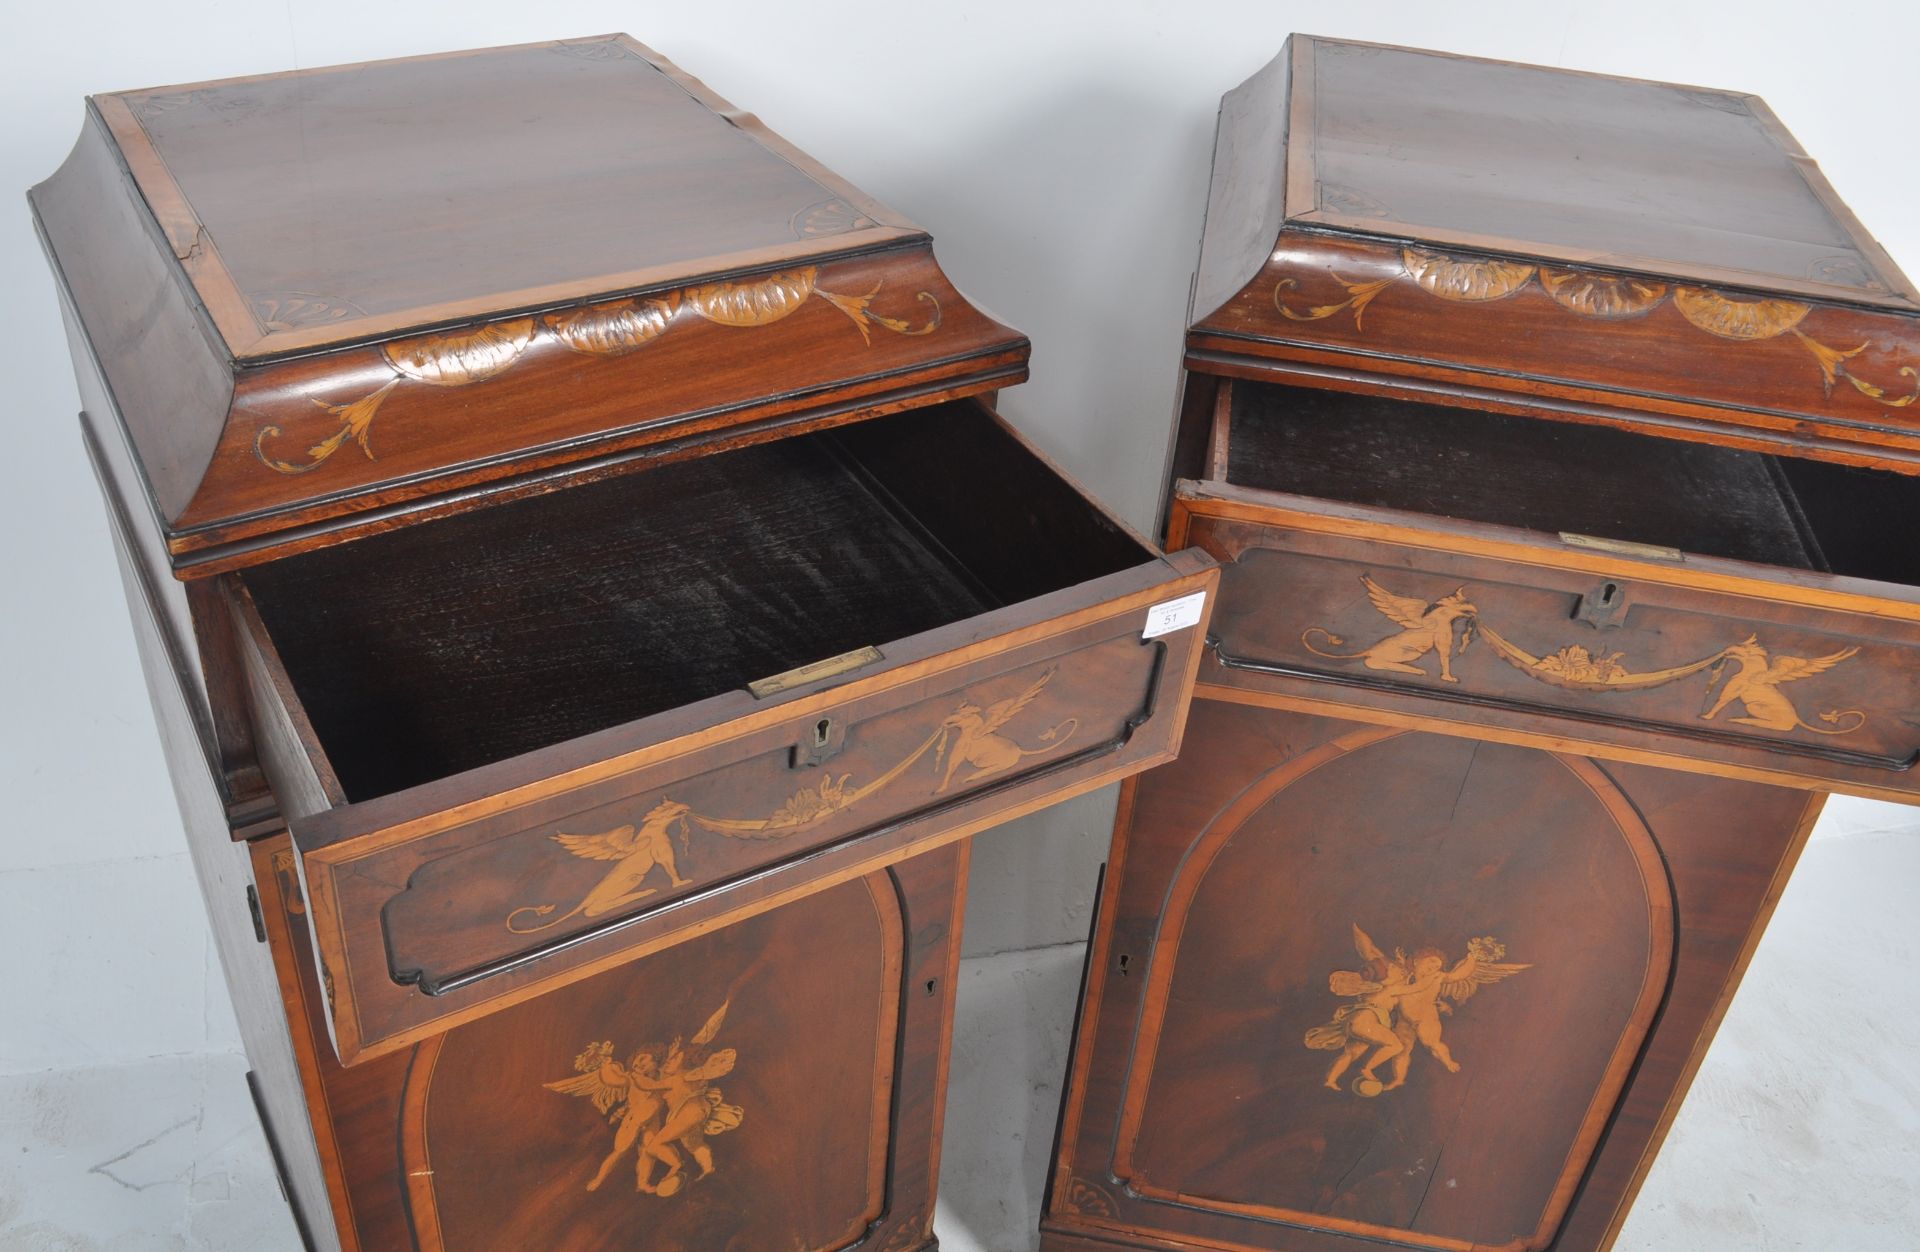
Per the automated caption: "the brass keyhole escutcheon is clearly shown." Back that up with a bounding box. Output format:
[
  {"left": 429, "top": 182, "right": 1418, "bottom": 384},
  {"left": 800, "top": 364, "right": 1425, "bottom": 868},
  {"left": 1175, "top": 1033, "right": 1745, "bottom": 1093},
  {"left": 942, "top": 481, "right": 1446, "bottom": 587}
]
[
  {"left": 792, "top": 715, "right": 845, "bottom": 768},
  {"left": 1573, "top": 580, "right": 1631, "bottom": 629}
]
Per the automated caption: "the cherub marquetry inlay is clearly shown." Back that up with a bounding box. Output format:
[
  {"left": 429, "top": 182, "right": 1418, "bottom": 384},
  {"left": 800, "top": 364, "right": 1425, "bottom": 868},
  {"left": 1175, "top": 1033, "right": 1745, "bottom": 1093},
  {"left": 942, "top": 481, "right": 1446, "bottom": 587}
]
[
  {"left": 1273, "top": 246, "right": 1920, "bottom": 407},
  {"left": 254, "top": 266, "right": 942, "bottom": 475},
  {"left": 545, "top": 999, "right": 743, "bottom": 1197},
  {"left": 506, "top": 668, "right": 1075, "bottom": 932},
  {"left": 1307, "top": 924, "right": 1530, "bottom": 1098},
  {"left": 1301, "top": 574, "right": 1867, "bottom": 738}
]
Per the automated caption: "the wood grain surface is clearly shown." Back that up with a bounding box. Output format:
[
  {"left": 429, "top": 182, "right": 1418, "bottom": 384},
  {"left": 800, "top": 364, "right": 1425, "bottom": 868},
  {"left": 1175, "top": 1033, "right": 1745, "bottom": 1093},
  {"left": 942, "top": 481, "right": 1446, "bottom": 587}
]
[
  {"left": 31, "top": 36, "right": 1028, "bottom": 564},
  {"left": 256, "top": 830, "right": 966, "bottom": 1252},
  {"left": 1285, "top": 38, "right": 1912, "bottom": 306},
  {"left": 1176, "top": 37, "right": 1920, "bottom": 477},
  {"left": 1069, "top": 35, "right": 1913, "bottom": 1252},
  {"left": 1045, "top": 701, "right": 1822, "bottom": 1252},
  {"left": 1173, "top": 475, "right": 1920, "bottom": 799}
]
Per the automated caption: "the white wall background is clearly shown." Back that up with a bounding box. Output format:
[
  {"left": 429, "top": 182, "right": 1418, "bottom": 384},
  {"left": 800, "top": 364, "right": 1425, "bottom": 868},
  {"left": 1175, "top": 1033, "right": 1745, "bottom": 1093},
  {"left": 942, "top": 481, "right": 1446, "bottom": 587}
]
[{"left": 2, "top": 1, "right": 1916, "bottom": 1076}]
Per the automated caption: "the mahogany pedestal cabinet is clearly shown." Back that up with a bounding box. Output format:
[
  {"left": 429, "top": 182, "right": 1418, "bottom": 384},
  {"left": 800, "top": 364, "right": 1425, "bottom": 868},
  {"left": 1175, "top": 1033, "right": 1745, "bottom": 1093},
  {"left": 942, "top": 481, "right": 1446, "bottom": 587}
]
[
  {"left": 30, "top": 36, "right": 1219, "bottom": 1251},
  {"left": 1044, "top": 37, "right": 1920, "bottom": 1252}
]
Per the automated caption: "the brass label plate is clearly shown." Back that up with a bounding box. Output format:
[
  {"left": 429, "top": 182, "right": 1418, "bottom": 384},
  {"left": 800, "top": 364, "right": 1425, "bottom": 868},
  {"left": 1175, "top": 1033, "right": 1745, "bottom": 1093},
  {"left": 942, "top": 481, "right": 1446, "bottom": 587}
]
[
  {"left": 1557, "top": 532, "right": 1684, "bottom": 562},
  {"left": 747, "top": 646, "right": 885, "bottom": 699}
]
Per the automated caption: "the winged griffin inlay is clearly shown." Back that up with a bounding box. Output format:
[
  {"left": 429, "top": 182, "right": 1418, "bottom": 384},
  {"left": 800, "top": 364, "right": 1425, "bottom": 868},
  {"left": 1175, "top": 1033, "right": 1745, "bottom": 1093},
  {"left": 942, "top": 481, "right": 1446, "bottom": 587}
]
[
  {"left": 1300, "top": 574, "right": 1866, "bottom": 737},
  {"left": 506, "top": 669, "right": 1077, "bottom": 933}
]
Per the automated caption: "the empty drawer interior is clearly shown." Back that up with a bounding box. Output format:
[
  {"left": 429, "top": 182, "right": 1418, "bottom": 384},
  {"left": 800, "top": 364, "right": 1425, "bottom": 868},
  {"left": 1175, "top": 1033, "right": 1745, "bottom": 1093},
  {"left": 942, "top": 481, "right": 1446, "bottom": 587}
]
[
  {"left": 241, "top": 401, "right": 1149, "bottom": 802},
  {"left": 1225, "top": 381, "right": 1920, "bottom": 589}
]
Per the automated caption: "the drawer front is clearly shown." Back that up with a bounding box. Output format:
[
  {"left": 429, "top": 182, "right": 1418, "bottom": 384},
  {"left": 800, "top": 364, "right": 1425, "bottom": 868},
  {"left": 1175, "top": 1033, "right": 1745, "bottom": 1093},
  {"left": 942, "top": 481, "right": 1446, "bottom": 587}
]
[
  {"left": 277, "top": 560, "right": 1215, "bottom": 1063},
  {"left": 1174, "top": 484, "right": 1920, "bottom": 799}
]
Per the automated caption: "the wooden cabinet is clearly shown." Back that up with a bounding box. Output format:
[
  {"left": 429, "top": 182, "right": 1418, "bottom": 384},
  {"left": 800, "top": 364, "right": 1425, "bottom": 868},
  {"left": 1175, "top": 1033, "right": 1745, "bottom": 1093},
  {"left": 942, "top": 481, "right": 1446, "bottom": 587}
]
[
  {"left": 33, "top": 35, "right": 1216, "bottom": 1250},
  {"left": 1045, "top": 35, "right": 1916, "bottom": 1252}
]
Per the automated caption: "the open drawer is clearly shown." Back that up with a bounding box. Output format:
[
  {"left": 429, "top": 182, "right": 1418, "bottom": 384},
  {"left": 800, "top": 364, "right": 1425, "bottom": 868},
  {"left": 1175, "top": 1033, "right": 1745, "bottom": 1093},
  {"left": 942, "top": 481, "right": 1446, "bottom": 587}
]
[
  {"left": 233, "top": 398, "right": 1216, "bottom": 1063},
  {"left": 1176, "top": 380, "right": 1920, "bottom": 801}
]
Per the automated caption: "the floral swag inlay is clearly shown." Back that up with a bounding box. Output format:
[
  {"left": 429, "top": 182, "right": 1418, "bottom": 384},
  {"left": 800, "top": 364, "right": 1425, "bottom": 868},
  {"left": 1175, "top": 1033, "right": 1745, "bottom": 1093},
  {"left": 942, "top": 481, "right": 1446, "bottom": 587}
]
[
  {"left": 253, "top": 266, "right": 941, "bottom": 474},
  {"left": 1272, "top": 246, "right": 1920, "bottom": 409}
]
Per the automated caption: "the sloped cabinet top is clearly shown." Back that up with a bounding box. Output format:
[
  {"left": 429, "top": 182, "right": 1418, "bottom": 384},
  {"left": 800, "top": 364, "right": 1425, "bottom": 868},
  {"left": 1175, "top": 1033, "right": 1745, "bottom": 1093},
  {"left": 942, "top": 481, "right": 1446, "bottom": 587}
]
[
  {"left": 32, "top": 35, "right": 1025, "bottom": 567},
  {"left": 1188, "top": 35, "right": 1920, "bottom": 469}
]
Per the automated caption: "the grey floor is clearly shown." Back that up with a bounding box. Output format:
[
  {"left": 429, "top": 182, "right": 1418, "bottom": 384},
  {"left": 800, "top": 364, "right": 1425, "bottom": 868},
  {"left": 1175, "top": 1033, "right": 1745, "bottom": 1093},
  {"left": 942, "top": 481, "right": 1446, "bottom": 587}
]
[{"left": 3, "top": 824, "right": 1916, "bottom": 1250}]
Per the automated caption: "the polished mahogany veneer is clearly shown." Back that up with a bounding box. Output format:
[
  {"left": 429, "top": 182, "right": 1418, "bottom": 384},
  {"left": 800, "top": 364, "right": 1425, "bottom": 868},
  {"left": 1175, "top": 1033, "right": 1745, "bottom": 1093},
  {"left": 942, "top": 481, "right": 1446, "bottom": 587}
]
[
  {"left": 33, "top": 35, "right": 1217, "bottom": 1250},
  {"left": 38, "top": 35, "right": 1029, "bottom": 562},
  {"left": 1045, "top": 35, "right": 1915, "bottom": 1252}
]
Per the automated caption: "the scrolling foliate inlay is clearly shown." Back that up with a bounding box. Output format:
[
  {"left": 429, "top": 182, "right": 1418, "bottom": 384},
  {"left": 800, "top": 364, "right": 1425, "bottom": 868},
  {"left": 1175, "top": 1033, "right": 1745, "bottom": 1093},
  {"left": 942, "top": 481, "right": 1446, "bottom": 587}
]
[
  {"left": 1273, "top": 246, "right": 1920, "bottom": 407},
  {"left": 878, "top": 1210, "right": 932, "bottom": 1251},
  {"left": 1307, "top": 924, "right": 1530, "bottom": 1098},
  {"left": 253, "top": 266, "right": 942, "bottom": 475},
  {"left": 268, "top": 848, "right": 305, "bottom": 916},
  {"left": 506, "top": 669, "right": 1077, "bottom": 933},
  {"left": 548, "top": 38, "right": 642, "bottom": 63},
  {"left": 1063, "top": 1178, "right": 1119, "bottom": 1218},
  {"left": 254, "top": 317, "right": 536, "bottom": 474},
  {"left": 1302, "top": 574, "right": 1867, "bottom": 736},
  {"left": 251, "top": 291, "right": 366, "bottom": 333},
  {"left": 789, "top": 197, "right": 877, "bottom": 240},
  {"left": 545, "top": 999, "right": 744, "bottom": 1197}
]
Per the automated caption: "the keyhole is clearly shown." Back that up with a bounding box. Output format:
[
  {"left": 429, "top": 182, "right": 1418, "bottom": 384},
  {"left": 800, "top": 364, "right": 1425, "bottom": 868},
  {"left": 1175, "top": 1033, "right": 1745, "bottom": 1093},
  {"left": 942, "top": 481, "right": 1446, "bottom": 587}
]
[
  {"left": 814, "top": 718, "right": 832, "bottom": 747},
  {"left": 1600, "top": 582, "right": 1618, "bottom": 605},
  {"left": 925, "top": 978, "right": 937, "bottom": 997},
  {"left": 1118, "top": 954, "right": 1131, "bottom": 976}
]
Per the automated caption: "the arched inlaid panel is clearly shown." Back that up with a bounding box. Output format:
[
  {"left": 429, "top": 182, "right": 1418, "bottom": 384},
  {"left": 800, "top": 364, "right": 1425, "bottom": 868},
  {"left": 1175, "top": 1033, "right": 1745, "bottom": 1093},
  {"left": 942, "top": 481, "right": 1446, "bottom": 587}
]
[
  {"left": 1115, "top": 729, "right": 1674, "bottom": 1252},
  {"left": 399, "top": 872, "right": 901, "bottom": 1252}
]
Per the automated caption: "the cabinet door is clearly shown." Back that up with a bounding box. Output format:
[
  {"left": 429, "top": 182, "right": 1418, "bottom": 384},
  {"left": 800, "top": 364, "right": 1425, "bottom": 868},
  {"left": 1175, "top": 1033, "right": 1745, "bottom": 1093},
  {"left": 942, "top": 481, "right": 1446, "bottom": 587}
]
[
  {"left": 254, "top": 834, "right": 961, "bottom": 1252},
  {"left": 1045, "top": 699, "right": 1821, "bottom": 1252}
]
